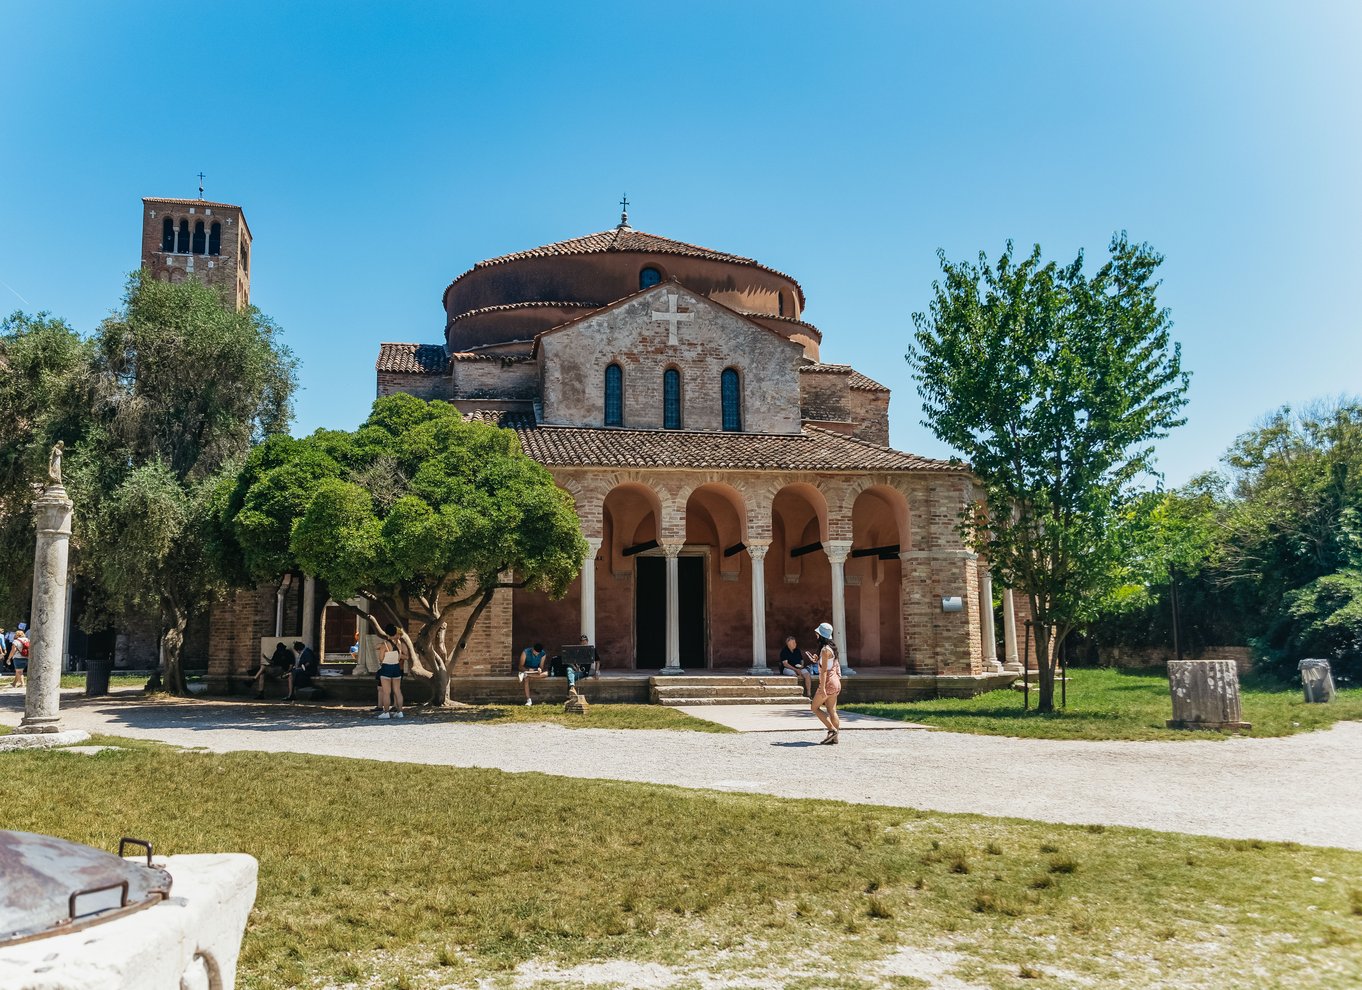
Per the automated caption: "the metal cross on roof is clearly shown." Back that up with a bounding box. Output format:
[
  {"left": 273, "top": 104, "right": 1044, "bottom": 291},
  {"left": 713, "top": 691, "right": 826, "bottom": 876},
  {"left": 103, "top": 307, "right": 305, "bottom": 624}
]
[
  {"left": 617, "top": 193, "right": 630, "bottom": 229},
  {"left": 197, "top": 172, "right": 205, "bottom": 199},
  {"left": 650, "top": 292, "right": 692, "bottom": 346}
]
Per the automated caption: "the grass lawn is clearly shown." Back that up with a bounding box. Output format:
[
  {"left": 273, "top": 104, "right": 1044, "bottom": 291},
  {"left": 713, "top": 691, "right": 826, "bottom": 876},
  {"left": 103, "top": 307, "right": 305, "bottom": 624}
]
[
  {"left": 846, "top": 666, "right": 1362, "bottom": 741},
  {"left": 3, "top": 743, "right": 1361, "bottom": 989},
  {"left": 57, "top": 673, "right": 150, "bottom": 689},
  {"left": 408, "top": 702, "right": 732, "bottom": 732}
]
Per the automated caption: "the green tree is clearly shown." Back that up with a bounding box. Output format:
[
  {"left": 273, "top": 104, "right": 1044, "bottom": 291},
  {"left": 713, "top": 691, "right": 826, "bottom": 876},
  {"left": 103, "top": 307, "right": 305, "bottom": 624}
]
[
  {"left": 222, "top": 394, "right": 586, "bottom": 706},
  {"left": 76, "top": 272, "right": 296, "bottom": 693},
  {"left": 909, "top": 234, "right": 1190, "bottom": 711}
]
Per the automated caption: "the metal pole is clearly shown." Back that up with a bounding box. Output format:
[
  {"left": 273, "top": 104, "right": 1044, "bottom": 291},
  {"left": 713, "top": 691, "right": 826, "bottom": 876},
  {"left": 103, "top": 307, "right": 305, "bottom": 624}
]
[
  {"left": 1023, "top": 619, "right": 1032, "bottom": 712},
  {"left": 1170, "top": 564, "right": 1183, "bottom": 662},
  {"left": 1061, "top": 635, "right": 1067, "bottom": 709}
]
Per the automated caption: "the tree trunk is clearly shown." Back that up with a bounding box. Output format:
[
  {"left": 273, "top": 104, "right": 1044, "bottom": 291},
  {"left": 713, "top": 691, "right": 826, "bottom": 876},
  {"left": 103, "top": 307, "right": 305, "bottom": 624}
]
[
  {"left": 428, "top": 661, "right": 452, "bottom": 706},
  {"left": 159, "top": 604, "right": 189, "bottom": 696},
  {"left": 1032, "top": 615, "right": 1055, "bottom": 713}
]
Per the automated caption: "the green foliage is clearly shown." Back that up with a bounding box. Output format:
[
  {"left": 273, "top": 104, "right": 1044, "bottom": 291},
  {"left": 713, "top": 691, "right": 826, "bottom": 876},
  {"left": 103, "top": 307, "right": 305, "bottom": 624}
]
[
  {"left": 222, "top": 393, "right": 587, "bottom": 700},
  {"left": 908, "top": 234, "right": 1190, "bottom": 710},
  {"left": 1271, "top": 571, "right": 1362, "bottom": 679}
]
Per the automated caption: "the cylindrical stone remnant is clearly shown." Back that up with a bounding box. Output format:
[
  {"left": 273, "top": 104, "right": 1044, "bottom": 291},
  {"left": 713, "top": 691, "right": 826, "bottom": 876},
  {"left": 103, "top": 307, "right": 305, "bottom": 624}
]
[
  {"left": 1166, "top": 659, "right": 1252, "bottom": 732},
  {"left": 17, "top": 484, "right": 74, "bottom": 734}
]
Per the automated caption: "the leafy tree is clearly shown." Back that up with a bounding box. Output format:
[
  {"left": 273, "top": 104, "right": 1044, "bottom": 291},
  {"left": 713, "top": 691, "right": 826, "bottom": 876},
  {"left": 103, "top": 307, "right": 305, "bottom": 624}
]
[
  {"left": 222, "top": 394, "right": 586, "bottom": 706},
  {"left": 909, "top": 234, "right": 1190, "bottom": 711},
  {"left": 0, "top": 312, "right": 97, "bottom": 617},
  {"left": 1, "top": 277, "right": 294, "bottom": 692}
]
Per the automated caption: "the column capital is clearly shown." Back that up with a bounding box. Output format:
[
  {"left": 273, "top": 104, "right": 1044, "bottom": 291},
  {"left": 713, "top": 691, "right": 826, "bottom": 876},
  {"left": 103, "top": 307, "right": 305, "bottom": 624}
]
[
  {"left": 660, "top": 543, "right": 684, "bottom": 559},
  {"left": 824, "top": 539, "right": 853, "bottom": 565},
  {"left": 747, "top": 541, "right": 771, "bottom": 561},
  {"left": 583, "top": 536, "right": 603, "bottom": 553}
]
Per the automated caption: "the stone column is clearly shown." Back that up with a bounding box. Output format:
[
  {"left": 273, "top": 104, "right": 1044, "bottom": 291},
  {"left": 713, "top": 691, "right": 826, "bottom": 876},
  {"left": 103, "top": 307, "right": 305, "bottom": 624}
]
[
  {"left": 826, "top": 540, "right": 856, "bottom": 675},
  {"left": 1002, "top": 587, "right": 1021, "bottom": 674},
  {"left": 274, "top": 575, "right": 290, "bottom": 638},
  {"left": 659, "top": 544, "right": 684, "bottom": 675},
  {"left": 580, "top": 537, "right": 601, "bottom": 645},
  {"left": 18, "top": 483, "right": 74, "bottom": 734},
  {"left": 747, "top": 542, "right": 771, "bottom": 674},
  {"left": 980, "top": 566, "right": 1000, "bottom": 672},
  {"left": 301, "top": 575, "right": 318, "bottom": 649}
]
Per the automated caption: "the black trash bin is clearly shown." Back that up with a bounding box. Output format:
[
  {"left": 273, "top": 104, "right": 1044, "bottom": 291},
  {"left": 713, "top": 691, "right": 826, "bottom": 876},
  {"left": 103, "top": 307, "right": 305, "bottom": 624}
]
[{"left": 85, "top": 657, "right": 112, "bottom": 697}]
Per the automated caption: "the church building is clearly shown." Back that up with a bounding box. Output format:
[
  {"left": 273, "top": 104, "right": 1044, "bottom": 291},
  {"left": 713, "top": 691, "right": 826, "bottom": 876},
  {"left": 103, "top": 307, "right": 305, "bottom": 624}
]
[{"left": 369, "top": 208, "right": 1023, "bottom": 691}]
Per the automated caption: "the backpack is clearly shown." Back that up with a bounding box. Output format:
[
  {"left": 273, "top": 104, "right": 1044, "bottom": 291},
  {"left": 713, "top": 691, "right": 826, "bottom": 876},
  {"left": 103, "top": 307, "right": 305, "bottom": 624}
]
[{"left": 18, "top": 638, "right": 29, "bottom": 658}]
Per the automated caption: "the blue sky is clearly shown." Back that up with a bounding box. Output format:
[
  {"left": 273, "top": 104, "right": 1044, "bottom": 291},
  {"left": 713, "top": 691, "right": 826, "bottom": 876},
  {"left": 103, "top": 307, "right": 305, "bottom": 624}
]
[{"left": 2, "top": 1, "right": 1359, "bottom": 486}]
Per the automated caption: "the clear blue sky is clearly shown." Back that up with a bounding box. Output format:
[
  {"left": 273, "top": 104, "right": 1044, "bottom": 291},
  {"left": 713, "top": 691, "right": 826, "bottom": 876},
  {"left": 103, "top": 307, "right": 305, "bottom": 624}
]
[{"left": 3, "top": 2, "right": 1359, "bottom": 486}]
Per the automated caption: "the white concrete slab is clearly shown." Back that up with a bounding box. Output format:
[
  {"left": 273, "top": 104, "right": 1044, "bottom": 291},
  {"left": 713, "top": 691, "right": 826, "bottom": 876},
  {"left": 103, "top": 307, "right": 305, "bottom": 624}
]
[{"left": 673, "top": 702, "right": 931, "bottom": 732}]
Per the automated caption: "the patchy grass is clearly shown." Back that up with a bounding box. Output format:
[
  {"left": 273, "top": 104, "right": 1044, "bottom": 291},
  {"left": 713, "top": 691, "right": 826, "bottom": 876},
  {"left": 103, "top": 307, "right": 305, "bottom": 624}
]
[
  {"left": 57, "top": 673, "right": 150, "bottom": 689},
  {"left": 846, "top": 666, "right": 1362, "bottom": 741},
  {"left": 413, "top": 702, "right": 733, "bottom": 733},
  {"left": 2, "top": 745, "right": 1360, "bottom": 989}
]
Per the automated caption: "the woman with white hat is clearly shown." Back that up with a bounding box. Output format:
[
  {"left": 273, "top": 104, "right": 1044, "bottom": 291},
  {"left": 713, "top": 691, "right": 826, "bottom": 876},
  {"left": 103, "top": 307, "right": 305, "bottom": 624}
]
[{"left": 808, "top": 621, "right": 842, "bottom": 744}]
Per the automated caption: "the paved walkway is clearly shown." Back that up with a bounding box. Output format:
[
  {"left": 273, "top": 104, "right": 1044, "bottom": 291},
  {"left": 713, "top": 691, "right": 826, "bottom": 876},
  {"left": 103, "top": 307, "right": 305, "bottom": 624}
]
[
  {"left": 672, "top": 702, "right": 930, "bottom": 732},
  {"left": 4, "top": 692, "right": 1360, "bottom": 851}
]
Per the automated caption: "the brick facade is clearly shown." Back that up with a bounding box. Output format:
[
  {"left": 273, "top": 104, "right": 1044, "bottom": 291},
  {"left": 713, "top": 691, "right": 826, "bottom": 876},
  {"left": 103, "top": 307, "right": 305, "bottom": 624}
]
[{"left": 141, "top": 198, "right": 251, "bottom": 309}]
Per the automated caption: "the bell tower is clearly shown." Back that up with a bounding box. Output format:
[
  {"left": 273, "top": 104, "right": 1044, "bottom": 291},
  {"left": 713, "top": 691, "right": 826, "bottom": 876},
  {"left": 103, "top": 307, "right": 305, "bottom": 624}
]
[{"left": 140, "top": 194, "right": 252, "bottom": 309}]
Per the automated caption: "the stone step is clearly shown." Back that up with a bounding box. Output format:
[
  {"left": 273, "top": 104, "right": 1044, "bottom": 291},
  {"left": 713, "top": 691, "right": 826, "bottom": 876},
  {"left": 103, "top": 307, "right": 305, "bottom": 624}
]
[
  {"left": 648, "top": 675, "right": 800, "bottom": 687},
  {"left": 657, "top": 696, "right": 806, "bottom": 707},
  {"left": 651, "top": 683, "right": 805, "bottom": 700}
]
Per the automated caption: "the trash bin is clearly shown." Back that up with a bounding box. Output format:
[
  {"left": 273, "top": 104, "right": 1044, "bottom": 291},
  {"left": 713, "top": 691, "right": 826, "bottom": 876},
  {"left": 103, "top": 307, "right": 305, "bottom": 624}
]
[
  {"left": 85, "top": 657, "right": 112, "bottom": 697},
  {"left": 1298, "top": 658, "right": 1336, "bottom": 704}
]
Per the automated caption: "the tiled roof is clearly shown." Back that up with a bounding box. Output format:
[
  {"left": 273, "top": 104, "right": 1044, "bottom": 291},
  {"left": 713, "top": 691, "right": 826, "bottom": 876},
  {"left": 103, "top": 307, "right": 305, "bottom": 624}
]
[
  {"left": 448, "top": 300, "right": 607, "bottom": 325},
  {"left": 849, "top": 371, "right": 889, "bottom": 392},
  {"left": 463, "top": 227, "right": 805, "bottom": 306},
  {"left": 376, "top": 343, "right": 449, "bottom": 374},
  {"left": 142, "top": 197, "right": 242, "bottom": 209},
  {"left": 799, "top": 363, "right": 852, "bottom": 374},
  {"left": 467, "top": 412, "right": 956, "bottom": 473}
]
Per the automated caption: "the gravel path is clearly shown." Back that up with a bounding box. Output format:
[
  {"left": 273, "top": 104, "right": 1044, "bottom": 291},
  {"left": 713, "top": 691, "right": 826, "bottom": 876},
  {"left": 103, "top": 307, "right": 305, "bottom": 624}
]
[{"left": 5, "top": 692, "right": 1360, "bottom": 851}]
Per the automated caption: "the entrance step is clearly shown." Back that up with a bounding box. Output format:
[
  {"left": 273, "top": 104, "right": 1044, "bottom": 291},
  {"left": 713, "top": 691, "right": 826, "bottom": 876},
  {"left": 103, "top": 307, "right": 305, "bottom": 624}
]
[{"left": 650, "top": 675, "right": 806, "bottom": 706}]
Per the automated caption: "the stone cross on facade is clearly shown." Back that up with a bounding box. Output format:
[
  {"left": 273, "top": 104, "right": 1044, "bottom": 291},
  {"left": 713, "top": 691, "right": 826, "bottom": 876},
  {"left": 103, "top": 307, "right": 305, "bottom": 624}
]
[{"left": 650, "top": 293, "right": 693, "bottom": 346}]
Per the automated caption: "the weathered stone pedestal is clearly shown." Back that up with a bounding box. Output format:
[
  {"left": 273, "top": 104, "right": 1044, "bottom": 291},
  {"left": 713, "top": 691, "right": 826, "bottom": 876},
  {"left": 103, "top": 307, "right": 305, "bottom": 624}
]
[
  {"left": 564, "top": 691, "right": 590, "bottom": 715},
  {"left": 15, "top": 483, "right": 73, "bottom": 736},
  {"left": 1166, "top": 659, "right": 1251, "bottom": 732}
]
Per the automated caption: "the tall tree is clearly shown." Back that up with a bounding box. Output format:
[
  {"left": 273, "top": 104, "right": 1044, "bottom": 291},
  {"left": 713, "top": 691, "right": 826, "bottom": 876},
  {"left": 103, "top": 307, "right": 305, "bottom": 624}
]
[
  {"left": 909, "top": 234, "right": 1190, "bottom": 711},
  {"left": 221, "top": 394, "right": 586, "bottom": 706}
]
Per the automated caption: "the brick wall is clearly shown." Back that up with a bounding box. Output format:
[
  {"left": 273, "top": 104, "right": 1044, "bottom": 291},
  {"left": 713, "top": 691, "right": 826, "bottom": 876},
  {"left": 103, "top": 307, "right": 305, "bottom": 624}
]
[
  {"left": 377, "top": 371, "right": 458, "bottom": 401},
  {"left": 450, "top": 358, "right": 538, "bottom": 400},
  {"left": 848, "top": 389, "right": 890, "bottom": 446},
  {"left": 1102, "top": 645, "right": 1253, "bottom": 673},
  {"left": 141, "top": 199, "right": 250, "bottom": 308},
  {"left": 799, "top": 369, "right": 851, "bottom": 423}
]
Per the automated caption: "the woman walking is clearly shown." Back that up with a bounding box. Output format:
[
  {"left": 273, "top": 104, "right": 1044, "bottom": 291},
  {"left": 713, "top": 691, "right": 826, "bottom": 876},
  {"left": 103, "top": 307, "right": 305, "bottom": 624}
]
[
  {"left": 808, "top": 621, "right": 842, "bottom": 745},
  {"left": 376, "top": 623, "right": 407, "bottom": 719}
]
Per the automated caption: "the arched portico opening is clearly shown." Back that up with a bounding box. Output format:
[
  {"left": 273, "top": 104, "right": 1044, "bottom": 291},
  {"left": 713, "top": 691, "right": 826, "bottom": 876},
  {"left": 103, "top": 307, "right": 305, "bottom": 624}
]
[
  {"left": 684, "top": 483, "right": 748, "bottom": 668},
  {"left": 848, "top": 485, "right": 910, "bottom": 667},
  {"left": 767, "top": 483, "right": 832, "bottom": 659}
]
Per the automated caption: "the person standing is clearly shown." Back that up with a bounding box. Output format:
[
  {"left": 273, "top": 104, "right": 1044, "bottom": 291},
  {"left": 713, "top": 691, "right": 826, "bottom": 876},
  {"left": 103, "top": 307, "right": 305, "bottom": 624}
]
[
  {"left": 517, "top": 642, "right": 548, "bottom": 705},
  {"left": 7, "top": 627, "right": 31, "bottom": 689},
  {"left": 376, "top": 624, "right": 406, "bottom": 719},
  {"left": 808, "top": 621, "right": 841, "bottom": 745}
]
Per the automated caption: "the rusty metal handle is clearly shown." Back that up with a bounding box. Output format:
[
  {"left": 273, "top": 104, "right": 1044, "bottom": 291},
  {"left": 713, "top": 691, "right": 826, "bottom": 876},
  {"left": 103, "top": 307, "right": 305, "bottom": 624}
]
[
  {"left": 119, "top": 837, "right": 153, "bottom": 866},
  {"left": 69, "top": 880, "right": 128, "bottom": 920}
]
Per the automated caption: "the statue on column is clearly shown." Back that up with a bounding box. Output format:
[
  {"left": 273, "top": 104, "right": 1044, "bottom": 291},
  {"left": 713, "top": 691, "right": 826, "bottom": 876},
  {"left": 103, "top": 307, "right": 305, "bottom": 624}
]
[{"left": 48, "top": 441, "right": 64, "bottom": 486}]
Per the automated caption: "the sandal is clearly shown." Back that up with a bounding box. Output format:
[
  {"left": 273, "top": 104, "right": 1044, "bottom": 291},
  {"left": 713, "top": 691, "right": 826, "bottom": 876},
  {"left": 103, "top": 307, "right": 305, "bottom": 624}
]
[{"left": 828, "top": 730, "right": 840, "bottom": 745}]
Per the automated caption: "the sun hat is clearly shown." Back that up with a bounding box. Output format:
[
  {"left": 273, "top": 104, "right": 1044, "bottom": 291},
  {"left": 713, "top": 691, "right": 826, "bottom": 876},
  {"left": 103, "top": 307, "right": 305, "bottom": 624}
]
[{"left": 815, "top": 622, "right": 834, "bottom": 640}]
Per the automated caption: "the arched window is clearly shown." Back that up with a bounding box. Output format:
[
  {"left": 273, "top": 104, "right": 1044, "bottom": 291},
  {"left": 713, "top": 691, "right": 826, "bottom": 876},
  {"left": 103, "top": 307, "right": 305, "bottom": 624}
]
[
  {"left": 604, "top": 363, "right": 623, "bottom": 426},
  {"left": 663, "top": 369, "right": 682, "bottom": 429},
  {"left": 208, "top": 222, "right": 222, "bottom": 256},
  {"left": 721, "top": 368, "right": 742, "bottom": 432},
  {"left": 176, "top": 219, "right": 190, "bottom": 253},
  {"left": 160, "top": 217, "right": 175, "bottom": 252},
  {"left": 192, "top": 220, "right": 206, "bottom": 255},
  {"left": 778, "top": 291, "right": 785, "bottom": 317},
  {"left": 640, "top": 266, "right": 661, "bottom": 289},
  {"left": 240, "top": 240, "right": 249, "bottom": 272}
]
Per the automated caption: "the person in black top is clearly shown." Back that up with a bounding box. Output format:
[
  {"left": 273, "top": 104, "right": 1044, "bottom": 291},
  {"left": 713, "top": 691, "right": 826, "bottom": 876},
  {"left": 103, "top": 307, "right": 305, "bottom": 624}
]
[
  {"left": 779, "top": 634, "right": 814, "bottom": 697},
  {"left": 284, "top": 640, "right": 320, "bottom": 701},
  {"left": 251, "top": 641, "right": 294, "bottom": 699}
]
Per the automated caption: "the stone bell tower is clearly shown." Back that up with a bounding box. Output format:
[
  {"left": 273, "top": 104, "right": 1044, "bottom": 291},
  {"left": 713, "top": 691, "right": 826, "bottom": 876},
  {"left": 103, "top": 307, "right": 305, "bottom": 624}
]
[{"left": 140, "top": 190, "right": 252, "bottom": 309}]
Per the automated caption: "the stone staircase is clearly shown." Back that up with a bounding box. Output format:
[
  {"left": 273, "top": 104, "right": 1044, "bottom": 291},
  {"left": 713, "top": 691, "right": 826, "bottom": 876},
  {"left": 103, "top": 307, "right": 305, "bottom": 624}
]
[{"left": 649, "top": 674, "right": 807, "bottom": 706}]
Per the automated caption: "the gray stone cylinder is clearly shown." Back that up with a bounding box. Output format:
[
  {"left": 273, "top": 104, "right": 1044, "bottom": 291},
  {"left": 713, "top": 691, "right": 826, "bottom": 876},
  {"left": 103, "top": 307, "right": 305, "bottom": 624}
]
[
  {"left": 17, "top": 484, "right": 73, "bottom": 735},
  {"left": 1166, "top": 659, "right": 1252, "bottom": 732}
]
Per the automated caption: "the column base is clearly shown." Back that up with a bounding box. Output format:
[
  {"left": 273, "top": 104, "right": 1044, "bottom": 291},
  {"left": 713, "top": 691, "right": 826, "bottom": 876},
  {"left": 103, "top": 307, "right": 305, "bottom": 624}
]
[
  {"left": 747, "top": 666, "right": 773, "bottom": 676},
  {"left": 983, "top": 659, "right": 1003, "bottom": 673},
  {"left": 657, "top": 666, "right": 686, "bottom": 676},
  {"left": 1002, "top": 663, "right": 1024, "bottom": 676},
  {"left": 15, "top": 717, "right": 64, "bottom": 735}
]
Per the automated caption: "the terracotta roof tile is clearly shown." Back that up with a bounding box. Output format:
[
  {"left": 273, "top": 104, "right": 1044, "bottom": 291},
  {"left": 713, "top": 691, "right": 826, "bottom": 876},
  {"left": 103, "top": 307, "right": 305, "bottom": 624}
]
[
  {"left": 448, "top": 300, "right": 607, "bottom": 325},
  {"left": 466, "top": 412, "right": 956, "bottom": 473},
  {"left": 142, "top": 197, "right": 243, "bottom": 210},
  {"left": 376, "top": 343, "right": 449, "bottom": 374},
  {"left": 799, "top": 363, "right": 852, "bottom": 374},
  {"left": 849, "top": 371, "right": 889, "bottom": 392}
]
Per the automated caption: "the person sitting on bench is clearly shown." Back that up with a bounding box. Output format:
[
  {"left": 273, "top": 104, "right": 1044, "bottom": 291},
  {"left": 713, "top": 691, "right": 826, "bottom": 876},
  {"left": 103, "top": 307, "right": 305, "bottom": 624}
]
[
  {"left": 251, "top": 642, "right": 294, "bottom": 699},
  {"left": 517, "top": 642, "right": 548, "bottom": 706},
  {"left": 284, "top": 640, "right": 320, "bottom": 701}
]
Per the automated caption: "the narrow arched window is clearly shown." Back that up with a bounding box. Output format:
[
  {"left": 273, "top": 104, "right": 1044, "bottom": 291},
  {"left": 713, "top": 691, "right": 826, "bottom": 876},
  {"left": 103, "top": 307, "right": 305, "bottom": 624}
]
[
  {"left": 721, "top": 368, "right": 742, "bottom": 431},
  {"left": 192, "top": 220, "right": 206, "bottom": 255},
  {"left": 176, "top": 219, "right": 191, "bottom": 253},
  {"left": 640, "top": 266, "right": 661, "bottom": 289},
  {"left": 161, "top": 217, "right": 175, "bottom": 252},
  {"left": 604, "top": 363, "right": 623, "bottom": 426},
  {"left": 208, "top": 222, "right": 222, "bottom": 256},
  {"left": 240, "top": 239, "right": 249, "bottom": 272},
  {"left": 663, "top": 369, "right": 681, "bottom": 429},
  {"left": 778, "top": 291, "right": 785, "bottom": 317}
]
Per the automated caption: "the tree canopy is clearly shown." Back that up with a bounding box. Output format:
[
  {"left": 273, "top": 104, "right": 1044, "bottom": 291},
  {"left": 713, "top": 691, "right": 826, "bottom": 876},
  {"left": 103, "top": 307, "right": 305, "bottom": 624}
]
[
  {"left": 221, "top": 393, "right": 587, "bottom": 705},
  {"left": 909, "top": 234, "right": 1190, "bottom": 710}
]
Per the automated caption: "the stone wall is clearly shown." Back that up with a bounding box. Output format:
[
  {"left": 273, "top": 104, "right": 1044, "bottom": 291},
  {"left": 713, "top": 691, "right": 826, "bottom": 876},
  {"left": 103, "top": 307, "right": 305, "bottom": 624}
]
[
  {"left": 799, "top": 367, "right": 851, "bottom": 424},
  {"left": 1101, "top": 645, "right": 1253, "bottom": 673},
  {"left": 540, "top": 286, "right": 805, "bottom": 433},
  {"left": 450, "top": 357, "right": 538, "bottom": 400},
  {"left": 377, "top": 370, "right": 458, "bottom": 401}
]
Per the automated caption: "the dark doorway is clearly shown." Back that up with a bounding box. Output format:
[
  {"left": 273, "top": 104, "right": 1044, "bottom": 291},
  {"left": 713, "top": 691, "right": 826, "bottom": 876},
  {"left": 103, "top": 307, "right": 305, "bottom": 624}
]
[{"left": 634, "top": 555, "right": 707, "bottom": 668}]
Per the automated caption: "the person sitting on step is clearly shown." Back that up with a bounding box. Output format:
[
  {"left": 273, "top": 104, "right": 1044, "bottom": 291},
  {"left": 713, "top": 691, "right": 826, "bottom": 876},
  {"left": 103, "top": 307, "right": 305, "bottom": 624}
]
[{"left": 517, "top": 642, "right": 548, "bottom": 706}]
